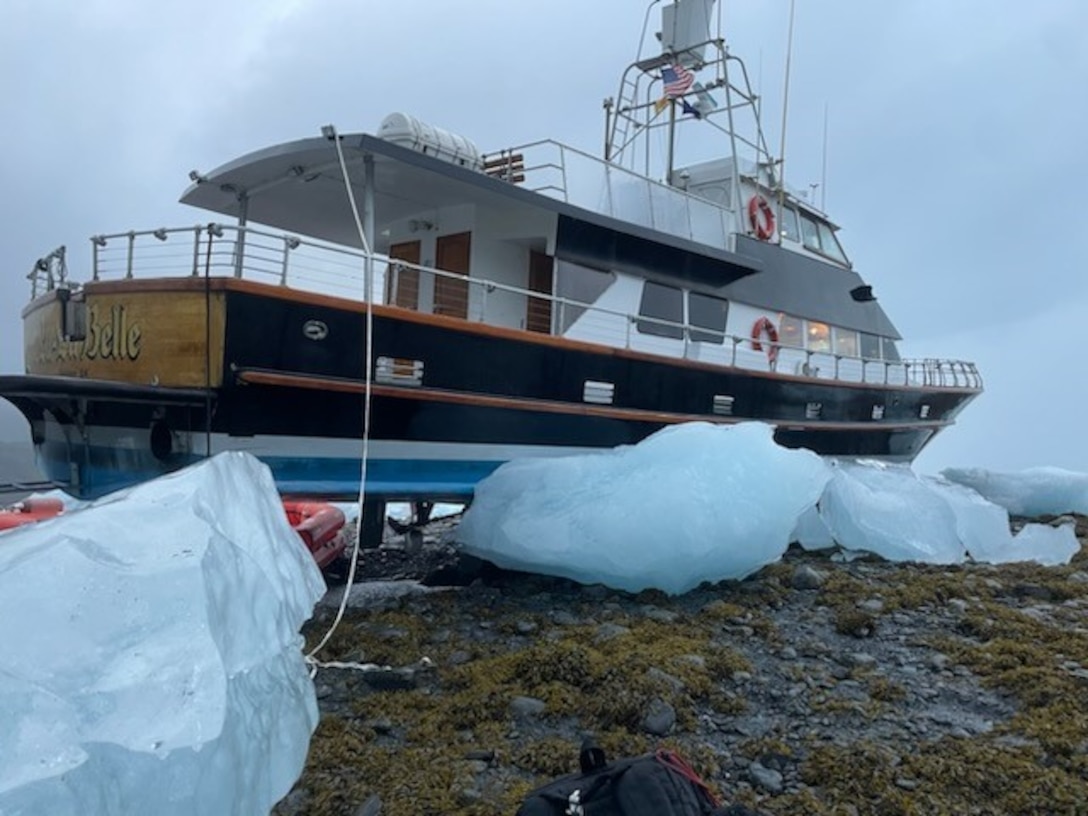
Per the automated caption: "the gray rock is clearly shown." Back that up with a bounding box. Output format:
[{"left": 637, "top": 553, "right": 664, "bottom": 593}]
[
  {"left": 643, "top": 606, "right": 679, "bottom": 624},
  {"left": 353, "top": 794, "right": 382, "bottom": 816},
  {"left": 641, "top": 698, "right": 676, "bottom": 736},
  {"left": 595, "top": 623, "right": 631, "bottom": 642},
  {"left": 448, "top": 650, "right": 472, "bottom": 666},
  {"left": 748, "top": 763, "right": 784, "bottom": 794},
  {"left": 515, "top": 620, "right": 538, "bottom": 634},
  {"left": 646, "top": 666, "right": 685, "bottom": 692},
  {"left": 947, "top": 598, "right": 968, "bottom": 615},
  {"left": 858, "top": 598, "right": 885, "bottom": 613},
  {"left": 550, "top": 610, "right": 579, "bottom": 626},
  {"left": 791, "top": 565, "right": 826, "bottom": 590},
  {"left": 510, "top": 696, "right": 547, "bottom": 718}
]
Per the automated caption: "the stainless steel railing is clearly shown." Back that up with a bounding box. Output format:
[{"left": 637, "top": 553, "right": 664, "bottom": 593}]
[{"left": 25, "top": 223, "right": 982, "bottom": 391}]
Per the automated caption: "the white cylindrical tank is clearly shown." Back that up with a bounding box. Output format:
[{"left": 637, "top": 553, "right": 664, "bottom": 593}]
[{"left": 378, "top": 112, "right": 483, "bottom": 172}]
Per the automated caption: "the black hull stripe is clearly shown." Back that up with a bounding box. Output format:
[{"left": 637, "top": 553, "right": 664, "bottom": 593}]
[{"left": 235, "top": 368, "right": 954, "bottom": 435}]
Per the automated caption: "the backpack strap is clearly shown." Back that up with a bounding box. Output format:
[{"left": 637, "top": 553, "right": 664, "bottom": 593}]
[
  {"left": 579, "top": 737, "right": 607, "bottom": 773},
  {"left": 655, "top": 749, "right": 721, "bottom": 808}
]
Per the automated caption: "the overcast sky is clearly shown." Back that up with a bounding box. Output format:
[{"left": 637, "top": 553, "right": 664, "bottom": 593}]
[{"left": 1, "top": 0, "right": 1086, "bottom": 475}]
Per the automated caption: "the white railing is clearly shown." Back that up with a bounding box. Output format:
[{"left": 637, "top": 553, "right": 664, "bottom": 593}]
[
  {"left": 26, "top": 223, "right": 982, "bottom": 392},
  {"left": 484, "top": 140, "right": 737, "bottom": 249}
]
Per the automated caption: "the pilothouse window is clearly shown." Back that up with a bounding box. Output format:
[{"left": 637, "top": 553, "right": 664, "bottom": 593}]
[
  {"left": 779, "top": 207, "right": 801, "bottom": 243},
  {"left": 637, "top": 281, "right": 683, "bottom": 339}
]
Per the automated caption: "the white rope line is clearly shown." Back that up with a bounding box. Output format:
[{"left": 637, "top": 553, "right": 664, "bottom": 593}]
[{"left": 306, "top": 125, "right": 375, "bottom": 673}]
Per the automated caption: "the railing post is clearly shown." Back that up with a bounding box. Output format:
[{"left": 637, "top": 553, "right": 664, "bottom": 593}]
[
  {"left": 91, "top": 237, "right": 101, "bottom": 281},
  {"left": 834, "top": 354, "right": 841, "bottom": 380},
  {"left": 191, "top": 226, "right": 201, "bottom": 276},
  {"left": 625, "top": 315, "right": 632, "bottom": 348},
  {"left": 125, "top": 231, "right": 135, "bottom": 279}
]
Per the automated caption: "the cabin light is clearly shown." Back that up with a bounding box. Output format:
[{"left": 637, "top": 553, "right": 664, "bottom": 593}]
[
  {"left": 285, "top": 237, "right": 301, "bottom": 250},
  {"left": 188, "top": 169, "right": 206, "bottom": 184},
  {"left": 207, "top": 223, "right": 224, "bottom": 238},
  {"left": 320, "top": 124, "right": 337, "bottom": 140},
  {"left": 287, "top": 165, "right": 305, "bottom": 178},
  {"left": 91, "top": 235, "right": 107, "bottom": 248},
  {"left": 152, "top": 228, "right": 168, "bottom": 241}
]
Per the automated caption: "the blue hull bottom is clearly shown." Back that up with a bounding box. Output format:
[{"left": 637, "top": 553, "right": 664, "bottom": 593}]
[{"left": 35, "top": 442, "right": 506, "bottom": 501}]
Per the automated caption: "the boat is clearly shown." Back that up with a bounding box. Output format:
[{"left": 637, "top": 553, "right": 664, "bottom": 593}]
[{"left": 0, "top": 0, "right": 981, "bottom": 538}]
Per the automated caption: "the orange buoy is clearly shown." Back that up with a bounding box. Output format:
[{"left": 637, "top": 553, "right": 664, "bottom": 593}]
[
  {"left": 283, "top": 500, "right": 348, "bottom": 569},
  {"left": 0, "top": 497, "right": 66, "bottom": 532}
]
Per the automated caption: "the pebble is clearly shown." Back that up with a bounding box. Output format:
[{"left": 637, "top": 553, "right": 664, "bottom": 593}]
[
  {"left": 510, "top": 696, "right": 547, "bottom": 718},
  {"left": 791, "top": 565, "right": 826, "bottom": 590}
]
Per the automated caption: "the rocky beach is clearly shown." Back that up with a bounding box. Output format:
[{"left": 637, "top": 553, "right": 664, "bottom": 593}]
[{"left": 278, "top": 513, "right": 1088, "bottom": 815}]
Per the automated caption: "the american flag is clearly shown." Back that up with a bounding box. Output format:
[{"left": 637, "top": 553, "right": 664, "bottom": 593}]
[{"left": 661, "top": 64, "right": 695, "bottom": 97}]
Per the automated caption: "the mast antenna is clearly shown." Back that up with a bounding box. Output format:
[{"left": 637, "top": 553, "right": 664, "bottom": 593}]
[
  {"left": 820, "top": 101, "right": 829, "bottom": 211},
  {"left": 775, "top": 0, "right": 796, "bottom": 228}
]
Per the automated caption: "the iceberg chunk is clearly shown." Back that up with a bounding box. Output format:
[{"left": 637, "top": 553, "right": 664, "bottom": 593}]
[
  {"left": 941, "top": 466, "right": 1088, "bottom": 517},
  {"left": 457, "top": 422, "right": 830, "bottom": 595},
  {"left": 0, "top": 452, "right": 324, "bottom": 816}
]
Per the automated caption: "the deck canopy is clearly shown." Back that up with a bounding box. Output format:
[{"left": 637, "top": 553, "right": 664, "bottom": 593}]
[
  {"left": 179, "top": 132, "right": 761, "bottom": 285},
  {"left": 180, "top": 133, "right": 536, "bottom": 251}
]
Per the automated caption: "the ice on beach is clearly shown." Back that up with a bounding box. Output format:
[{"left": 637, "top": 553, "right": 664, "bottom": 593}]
[
  {"left": 457, "top": 422, "right": 831, "bottom": 595},
  {"left": 941, "top": 466, "right": 1088, "bottom": 517},
  {"left": 457, "top": 423, "right": 1081, "bottom": 594},
  {"left": 820, "top": 460, "right": 1079, "bottom": 567},
  {"left": 0, "top": 452, "right": 324, "bottom": 816},
  {"left": 819, "top": 461, "right": 966, "bottom": 564}
]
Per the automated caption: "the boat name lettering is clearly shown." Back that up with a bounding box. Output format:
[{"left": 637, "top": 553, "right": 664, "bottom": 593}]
[{"left": 36, "top": 303, "right": 142, "bottom": 364}]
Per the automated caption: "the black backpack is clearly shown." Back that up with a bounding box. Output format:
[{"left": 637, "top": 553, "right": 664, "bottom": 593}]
[{"left": 516, "top": 740, "right": 758, "bottom": 816}]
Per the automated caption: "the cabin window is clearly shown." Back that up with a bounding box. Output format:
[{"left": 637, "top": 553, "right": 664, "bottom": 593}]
[
  {"left": 555, "top": 261, "right": 615, "bottom": 332},
  {"left": 882, "top": 339, "right": 901, "bottom": 362},
  {"left": 779, "top": 206, "right": 801, "bottom": 242},
  {"left": 860, "top": 332, "right": 881, "bottom": 360},
  {"left": 637, "top": 281, "right": 683, "bottom": 339},
  {"left": 688, "top": 293, "right": 729, "bottom": 343},
  {"left": 806, "top": 321, "right": 831, "bottom": 352},
  {"left": 834, "top": 328, "right": 859, "bottom": 357},
  {"left": 778, "top": 314, "right": 803, "bottom": 348}
]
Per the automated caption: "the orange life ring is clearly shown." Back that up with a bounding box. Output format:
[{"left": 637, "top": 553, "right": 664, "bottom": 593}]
[
  {"left": 747, "top": 195, "right": 776, "bottom": 241},
  {"left": 750, "top": 317, "right": 779, "bottom": 365}
]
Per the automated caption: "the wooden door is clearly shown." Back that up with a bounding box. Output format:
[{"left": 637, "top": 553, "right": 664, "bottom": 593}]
[
  {"left": 434, "top": 232, "right": 471, "bottom": 319},
  {"left": 526, "top": 251, "right": 554, "bottom": 334},
  {"left": 387, "top": 240, "right": 421, "bottom": 310}
]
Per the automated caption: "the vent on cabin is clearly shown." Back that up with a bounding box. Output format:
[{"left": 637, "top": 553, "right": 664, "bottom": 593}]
[
  {"left": 583, "top": 380, "right": 615, "bottom": 405},
  {"left": 805, "top": 402, "right": 822, "bottom": 419},
  {"left": 712, "top": 395, "right": 735, "bottom": 416},
  {"left": 871, "top": 405, "right": 885, "bottom": 420},
  {"left": 919, "top": 404, "right": 931, "bottom": 419},
  {"left": 375, "top": 356, "right": 424, "bottom": 386}
]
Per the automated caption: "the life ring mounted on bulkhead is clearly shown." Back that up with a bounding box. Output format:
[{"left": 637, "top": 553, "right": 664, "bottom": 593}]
[
  {"left": 750, "top": 316, "right": 779, "bottom": 366},
  {"left": 747, "top": 195, "right": 776, "bottom": 241}
]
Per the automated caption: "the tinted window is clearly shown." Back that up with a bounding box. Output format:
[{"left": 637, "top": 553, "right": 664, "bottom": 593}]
[
  {"left": 688, "top": 293, "right": 728, "bottom": 343},
  {"left": 807, "top": 321, "right": 830, "bottom": 352},
  {"left": 637, "top": 281, "right": 683, "bottom": 339},
  {"left": 860, "top": 333, "right": 881, "bottom": 360},
  {"left": 834, "top": 328, "right": 859, "bottom": 357},
  {"left": 779, "top": 314, "right": 803, "bottom": 348},
  {"left": 882, "top": 339, "right": 901, "bottom": 362}
]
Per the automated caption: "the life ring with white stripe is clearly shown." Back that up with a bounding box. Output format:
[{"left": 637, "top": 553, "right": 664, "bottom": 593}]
[
  {"left": 747, "top": 195, "right": 776, "bottom": 241},
  {"left": 750, "top": 317, "right": 779, "bottom": 365}
]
